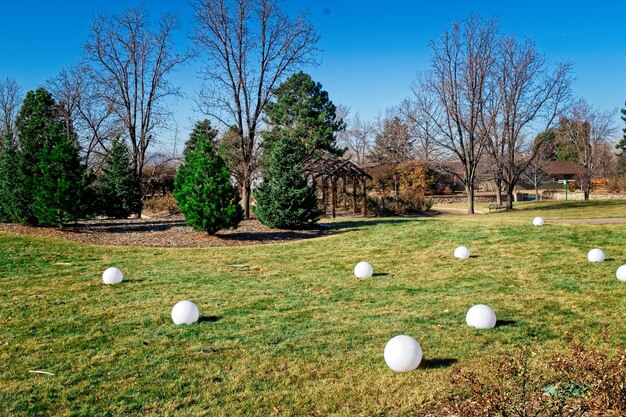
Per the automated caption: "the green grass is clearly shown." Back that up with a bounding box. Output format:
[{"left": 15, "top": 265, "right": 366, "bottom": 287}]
[{"left": 1, "top": 200, "right": 625, "bottom": 416}]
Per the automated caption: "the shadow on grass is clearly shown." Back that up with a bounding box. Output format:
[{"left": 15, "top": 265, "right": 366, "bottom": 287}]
[
  {"left": 421, "top": 358, "right": 458, "bottom": 369},
  {"left": 218, "top": 230, "right": 325, "bottom": 242},
  {"left": 198, "top": 315, "right": 222, "bottom": 323},
  {"left": 496, "top": 319, "right": 517, "bottom": 327},
  {"left": 517, "top": 200, "right": 626, "bottom": 212},
  {"left": 373, "top": 272, "right": 389, "bottom": 277}
]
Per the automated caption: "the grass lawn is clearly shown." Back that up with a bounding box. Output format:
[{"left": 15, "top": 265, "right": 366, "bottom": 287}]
[{"left": 1, "top": 200, "right": 625, "bottom": 416}]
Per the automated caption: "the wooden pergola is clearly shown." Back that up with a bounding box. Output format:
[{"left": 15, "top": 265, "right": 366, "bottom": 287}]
[{"left": 305, "top": 157, "right": 372, "bottom": 218}]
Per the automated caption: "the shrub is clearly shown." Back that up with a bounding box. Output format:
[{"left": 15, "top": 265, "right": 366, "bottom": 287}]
[
  {"left": 173, "top": 132, "right": 243, "bottom": 234},
  {"left": 143, "top": 194, "right": 178, "bottom": 214}
]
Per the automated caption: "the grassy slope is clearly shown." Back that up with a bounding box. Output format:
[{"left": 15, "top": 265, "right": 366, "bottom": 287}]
[{"left": 0, "top": 201, "right": 625, "bottom": 416}]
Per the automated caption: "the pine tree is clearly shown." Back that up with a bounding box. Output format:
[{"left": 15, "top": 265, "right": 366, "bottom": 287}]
[
  {"left": 174, "top": 132, "right": 243, "bottom": 234},
  {"left": 264, "top": 71, "right": 345, "bottom": 157},
  {"left": 14, "top": 88, "right": 60, "bottom": 224},
  {"left": 32, "top": 123, "right": 88, "bottom": 227},
  {"left": 95, "top": 138, "right": 142, "bottom": 218},
  {"left": 183, "top": 119, "right": 218, "bottom": 157},
  {"left": 0, "top": 135, "right": 19, "bottom": 222},
  {"left": 254, "top": 133, "right": 320, "bottom": 229}
]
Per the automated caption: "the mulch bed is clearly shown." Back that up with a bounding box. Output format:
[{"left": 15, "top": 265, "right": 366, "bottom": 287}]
[{"left": 0, "top": 213, "right": 330, "bottom": 248}]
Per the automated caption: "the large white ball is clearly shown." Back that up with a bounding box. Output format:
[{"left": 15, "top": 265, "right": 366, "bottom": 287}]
[
  {"left": 454, "top": 246, "right": 470, "bottom": 260},
  {"left": 587, "top": 248, "right": 605, "bottom": 263},
  {"left": 532, "top": 217, "right": 544, "bottom": 226},
  {"left": 354, "top": 261, "right": 374, "bottom": 278},
  {"left": 171, "top": 301, "right": 200, "bottom": 325},
  {"left": 102, "top": 267, "right": 123, "bottom": 285},
  {"left": 466, "top": 304, "right": 497, "bottom": 329},
  {"left": 616, "top": 265, "right": 626, "bottom": 282},
  {"left": 384, "top": 335, "right": 422, "bottom": 372}
]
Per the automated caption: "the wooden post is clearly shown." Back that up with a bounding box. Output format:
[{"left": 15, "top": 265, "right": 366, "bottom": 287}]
[
  {"left": 362, "top": 177, "right": 367, "bottom": 217},
  {"left": 352, "top": 177, "right": 357, "bottom": 215},
  {"left": 342, "top": 175, "right": 348, "bottom": 210},
  {"left": 331, "top": 178, "right": 337, "bottom": 218},
  {"left": 321, "top": 177, "right": 327, "bottom": 215}
]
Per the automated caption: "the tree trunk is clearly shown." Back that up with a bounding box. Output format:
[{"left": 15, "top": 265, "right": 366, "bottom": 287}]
[
  {"left": 466, "top": 183, "right": 475, "bottom": 214},
  {"left": 241, "top": 178, "right": 252, "bottom": 218},
  {"left": 506, "top": 188, "right": 514, "bottom": 210},
  {"left": 534, "top": 179, "right": 540, "bottom": 201},
  {"left": 495, "top": 180, "right": 502, "bottom": 206}
]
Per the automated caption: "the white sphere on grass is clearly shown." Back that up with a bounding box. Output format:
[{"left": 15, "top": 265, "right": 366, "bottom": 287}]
[
  {"left": 587, "top": 248, "right": 605, "bottom": 263},
  {"left": 616, "top": 265, "right": 626, "bottom": 282},
  {"left": 102, "top": 267, "right": 123, "bottom": 285},
  {"left": 354, "top": 261, "right": 374, "bottom": 278},
  {"left": 384, "top": 335, "right": 422, "bottom": 372},
  {"left": 171, "top": 301, "right": 200, "bottom": 325},
  {"left": 532, "top": 217, "right": 544, "bottom": 226},
  {"left": 454, "top": 246, "right": 470, "bottom": 260},
  {"left": 466, "top": 304, "right": 497, "bottom": 329}
]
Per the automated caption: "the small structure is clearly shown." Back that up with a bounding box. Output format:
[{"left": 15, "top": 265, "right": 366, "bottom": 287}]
[{"left": 305, "top": 157, "right": 372, "bottom": 218}]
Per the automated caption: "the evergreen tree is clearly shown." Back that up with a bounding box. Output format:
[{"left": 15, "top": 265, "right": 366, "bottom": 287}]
[
  {"left": 95, "top": 138, "right": 142, "bottom": 218},
  {"left": 254, "top": 133, "right": 320, "bottom": 229},
  {"left": 264, "top": 71, "right": 345, "bottom": 157},
  {"left": 174, "top": 132, "right": 243, "bottom": 234},
  {"left": 32, "top": 123, "right": 88, "bottom": 226},
  {"left": 183, "top": 119, "right": 218, "bottom": 157},
  {"left": 14, "top": 88, "right": 61, "bottom": 224},
  {"left": 0, "top": 135, "right": 19, "bottom": 222},
  {"left": 618, "top": 103, "right": 626, "bottom": 174},
  {"left": 618, "top": 102, "right": 626, "bottom": 151}
]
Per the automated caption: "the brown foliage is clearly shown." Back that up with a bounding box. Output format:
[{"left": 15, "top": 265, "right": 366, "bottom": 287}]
[
  {"left": 439, "top": 343, "right": 626, "bottom": 417},
  {"left": 142, "top": 194, "right": 178, "bottom": 214}
]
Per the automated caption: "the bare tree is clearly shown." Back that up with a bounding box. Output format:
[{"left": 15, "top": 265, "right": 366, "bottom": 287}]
[
  {"left": 369, "top": 113, "right": 414, "bottom": 165},
  {"left": 193, "top": 0, "right": 319, "bottom": 218},
  {"left": 557, "top": 100, "right": 616, "bottom": 199},
  {"left": 0, "top": 77, "right": 22, "bottom": 145},
  {"left": 84, "top": 7, "right": 188, "bottom": 177},
  {"left": 338, "top": 112, "right": 375, "bottom": 165},
  {"left": 487, "top": 36, "right": 572, "bottom": 209},
  {"left": 400, "top": 88, "right": 442, "bottom": 163},
  {"left": 426, "top": 15, "right": 499, "bottom": 214},
  {"left": 47, "top": 65, "right": 122, "bottom": 168},
  {"left": 522, "top": 156, "right": 550, "bottom": 201}
]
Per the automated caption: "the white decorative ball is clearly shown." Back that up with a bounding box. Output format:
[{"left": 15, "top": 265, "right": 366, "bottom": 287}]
[
  {"left": 384, "top": 335, "right": 422, "bottom": 372},
  {"left": 171, "top": 301, "right": 200, "bottom": 325},
  {"left": 616, "top": 265, "right": 626, "bottom": 282},
  {"left": 532, "top": 217, "right": 544, "bottom": 226},
  {"left": 102, "top": 267, "right": 123, "bottom": 285},
  {"left": 354, "top": 261, "right": 374, "bottom": 278},
  {"left": 587, "top": 248, "right": 605, "bottom": 263},
  {"left": 454, "top": 246, "right": 470, "bottom": 260},
  {"left": 466, "top": 304, "right": 497, "bottom": 329}
]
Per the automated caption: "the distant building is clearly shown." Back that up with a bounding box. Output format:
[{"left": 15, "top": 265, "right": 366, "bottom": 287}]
[{"left": 542, "top": 160, "right": 587, "bottom": 182}]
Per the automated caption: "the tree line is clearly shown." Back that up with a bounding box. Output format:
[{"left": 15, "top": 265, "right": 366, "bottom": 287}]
[{"left": 1, "top": 3, "right": 624, "bottom": 224}]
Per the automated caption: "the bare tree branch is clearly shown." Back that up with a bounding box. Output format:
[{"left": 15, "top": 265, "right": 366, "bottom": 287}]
[{"left": 193, "top": 0, "right": 319, "bottom": 218}]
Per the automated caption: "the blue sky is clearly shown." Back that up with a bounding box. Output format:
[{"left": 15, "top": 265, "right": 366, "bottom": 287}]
[{"left": 1, "top": 1, "right": 625, "bottom": 147}]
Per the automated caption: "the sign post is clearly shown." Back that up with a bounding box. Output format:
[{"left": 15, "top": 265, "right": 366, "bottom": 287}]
[{"left": 557, "top": 179, "right": 570, "bottom": 200}]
